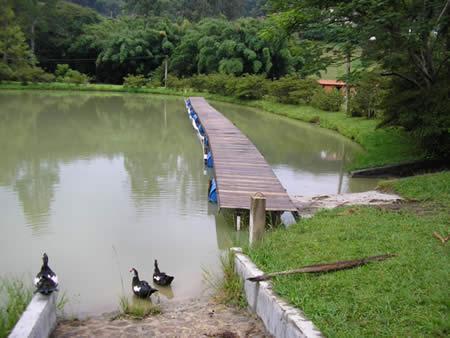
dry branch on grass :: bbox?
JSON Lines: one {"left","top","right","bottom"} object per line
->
{"left": 247, "top": 254, "right": 397, "bottom": 282}
{"left": 433, "top": 231, "right": 449, "bottom": 244}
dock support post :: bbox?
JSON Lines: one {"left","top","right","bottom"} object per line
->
{"left": 249, "top": 193, "right": 266, "bottom": 244}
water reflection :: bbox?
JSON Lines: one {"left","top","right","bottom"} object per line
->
{"left": 0, "top": 92, "right": 206, "bottom": 229}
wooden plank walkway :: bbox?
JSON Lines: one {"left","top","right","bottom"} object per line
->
{"left": 189, "top": 97, "right": 297, "bottom": 212}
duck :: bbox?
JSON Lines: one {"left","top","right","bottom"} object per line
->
{"left": 153, "top": 260, "right": 174, "bottom": 286}
{"left": 34, "top": 253, "right": 58, "bottom": 295}
{"left": 130, "top": 268, "right": 158, "bottom": 298}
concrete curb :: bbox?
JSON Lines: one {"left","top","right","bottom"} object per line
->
{"left": 9, "top": 292, "right": 57, "bottom": 338}
{"left": 231, "top": 248, "right": 323, "bottom": 338}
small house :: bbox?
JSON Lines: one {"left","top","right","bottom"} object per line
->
{"left": 317, "top": 79, "right": 347, "bottom": 94}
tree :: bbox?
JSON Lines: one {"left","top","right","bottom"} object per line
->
{"left": 13, "top": 0, "right": 58, "bottom": 55}
{"left": 35, "top": 1, "right": 101, "bottom": 74}
{"left": 0, "top": 5, "right": 34, "bottom": 80}
{"left": 73, "top": 16, "right": 182, "bottom": 83}
{"left": 267, "top": 0, "right": 450, "bottom": 157}
{"left": 170, "top": 17, "right": 295, "bottom": 78}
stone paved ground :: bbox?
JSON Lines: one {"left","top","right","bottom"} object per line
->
{"left": 52, "top": 298, "right": 270, "bottom": 337}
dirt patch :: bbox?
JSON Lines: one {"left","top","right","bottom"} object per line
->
{"left": 52, "top": 298, "right": 270, "bottom": 337}
{"left": 374, "top": 200, "right": 437, "bottom": 216}
{"left": 293, "top": 190, "right": 403, "bottom": 218}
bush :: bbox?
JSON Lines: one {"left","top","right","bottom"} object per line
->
{"left": 350, "top": 73, "right": 387, "bottom": 118}
{"left": 55, "top": 64, "right": 90, "bottom": 84}
{"left": 232, "top": 74, "right": 268, "bottom": 100}
{"left": 122, "top": 74, "right": 147, "bottom": 88}
{"left": 3, "top": 65, "right": 54, "bottom": 84}
{"left": 205, "top": 73, "right": 236, "bottom": 96}
{"left": 188, "top": 74, "right": 209, "bottom": 92}
{"left": 166, "top": 75, "right": 189, "bottom": 89}
{"left": 311, "top": 89, "right": 344, "bottom": 111}
{"left": 268, "top": 76, "right": 320, "bottom": 104}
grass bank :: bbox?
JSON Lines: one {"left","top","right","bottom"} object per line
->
{"left": 203, "top": 252, "right": 247, "bottom": 309}
{"left": 0, "top": 279, "right": 33, "bottom": 338}
{"left": 0, "top": 82, "right": 426, "bottom": 170}
{"left": 246, "top": 171, "right": 450, "bottom": 337}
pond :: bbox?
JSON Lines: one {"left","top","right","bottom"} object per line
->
{"left": 0, "top": 91, "right": 377, "bottom": 316}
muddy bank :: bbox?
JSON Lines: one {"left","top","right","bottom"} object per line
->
{"left": 292, "top": 191, "right": 402, "bottom": 218}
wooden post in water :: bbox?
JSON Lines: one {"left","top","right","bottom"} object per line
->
{"left": 249, "top": 193, "right": 266, "bottom": 244}
{"left": 164, "top": 55, "right": 168, "bottom": 88}
{"left": 236, "top": 214, "right": 241, "bottom": 231}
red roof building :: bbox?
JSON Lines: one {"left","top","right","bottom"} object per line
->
{"left": 317, "top": 79, "right": 347, "bottom": 93}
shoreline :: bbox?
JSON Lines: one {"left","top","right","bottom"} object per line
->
{"left": 0, "top": 82, "right": 427, "bottom": 171}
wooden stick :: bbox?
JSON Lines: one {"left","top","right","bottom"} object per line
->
{"left": 247, "top": 254, "right": 397, "bottom": 282}
{"left": 433, "top": 231, "right": 449, "bottom": 244}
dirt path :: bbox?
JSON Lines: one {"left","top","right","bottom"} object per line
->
{"left": 292, "top": 190, "right": 402, "bottom": 218}
{"left": 52, "top": 298, "right": 269, "bottom": 337}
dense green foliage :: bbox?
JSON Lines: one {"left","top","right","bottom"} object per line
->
{"left": 267, "top": 75, "right": 319, "bottom": 104}
{"left": 72, "top": 16, "right": 181, "bottom": 83}
{"left": 0, "top": 7, "right": 37, "bottom": 82}
{"left": 170, "top": 18, "right": 296, "bottom": 79}
{"left": 310, "top": 89, "right": 343, "bottom": 112}
{"left": 349, "top": 72, "right": 387, "bottom": 118}
{"left": 35, "top": 1, "right": 101, "bottom": 74}
{"left": 123, "top": 74, "right": 147, "bottom": 88}
{"left": 267, "top": 0, "right": 450, "bottom": 157}
{"left": 3, "top": 0, "right": 324, "bottom": 84}
{"left": 247, "top": 171, "right": 450, "bottom": 337}
{"left": 55, "top": 64, "right": 90, "bottom": 84}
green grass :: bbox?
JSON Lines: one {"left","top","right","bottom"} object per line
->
{"left": 0, "top": 279, "right": 33, "bottom": 338}
{"left": 246, "top": 171, "right": 450, "bottom": 337}
{"left": 203, "top": 252, "right": 247, "bottom": 308}
{"left": 0, "top": 81, "right": 426, "bottom": 170}
{"left": 379, "top": 171, "right": 450, "bottom": 204}
{"left": 118, "top": 295, "right": 161, "bottom": 319}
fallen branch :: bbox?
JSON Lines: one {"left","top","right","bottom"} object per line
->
{"left": 247, "top": 254, "right": 397, "bottom": 282}
{"left": 433, "top": 231, "right": 449, "bottom": 244}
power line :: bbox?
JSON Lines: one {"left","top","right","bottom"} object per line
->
{"left": 5, "top": 55, "right": 159, "bottom": 64}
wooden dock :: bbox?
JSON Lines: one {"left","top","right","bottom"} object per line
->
{"left": 189, "top": 97, "right": 297, "bottom": 212}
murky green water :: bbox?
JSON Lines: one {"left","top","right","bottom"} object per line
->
{"left": 0, "top": 91, "right": 377, "bottom": 316}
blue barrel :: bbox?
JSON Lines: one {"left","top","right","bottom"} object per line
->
{"left": 208, "top": 178, "right": 217, "bottom": 203}
{"left": 198, "top": 124, "right": 205, "bottom": 136}
{"left": 206, "top": 151, "right": 213, "bottom": 168}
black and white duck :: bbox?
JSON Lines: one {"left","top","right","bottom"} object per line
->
{"left": 34, "top": 253, "right": 58, "bottom": 295}
{"left": 153, "top": 260, "right": 174, "bottom": 286}
{"left": 130, "top": 268, "right": 158, "bottom": 299}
